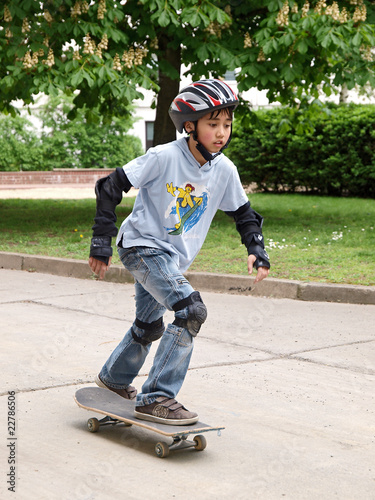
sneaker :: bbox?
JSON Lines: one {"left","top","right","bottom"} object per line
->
{"left": 95, "top": 374, "right": 137, "bottom": 400}
{"left": 134, "top": 397, "right": 199, "bottom": 425}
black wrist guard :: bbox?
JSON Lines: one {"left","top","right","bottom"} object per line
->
{"left": 247, "top": 241, "right": 270, "bottom": 269}
{"left": 90, "top": 236, "right": 113, "bottom": 265}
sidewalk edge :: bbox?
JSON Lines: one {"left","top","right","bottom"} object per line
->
{"left": 1, "top": 251, "right": 374, "bottom": 305}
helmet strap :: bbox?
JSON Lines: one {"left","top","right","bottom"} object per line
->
{"left": 191, "top": 121, "right": 221, "bottom": 164}
{"left": 191, "top": 121, "right": 233, "bottom": 163}
{"left": 195, "top": 142, "right": 221, "bottom": 163}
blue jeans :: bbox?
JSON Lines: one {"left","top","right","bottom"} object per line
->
{"left": 99, "top": 246, "right": 196, "bottom": 407}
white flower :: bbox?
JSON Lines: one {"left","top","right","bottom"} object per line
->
{"left": 331, "top": 231, "right": 343, "bottom": 241}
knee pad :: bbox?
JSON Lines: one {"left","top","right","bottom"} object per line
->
{"left": 131, "top": 317, "right": 165, "bottom": 346}
{"left": 172, "top": 291, "right": 207, "bottom": 337}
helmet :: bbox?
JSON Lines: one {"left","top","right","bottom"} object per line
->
{"left": 169, "top": 79, "right": 239, "bottom": 133}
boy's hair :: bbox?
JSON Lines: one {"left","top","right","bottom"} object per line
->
{"left": 208, "top": 106, "right": 234, "bottom": 121}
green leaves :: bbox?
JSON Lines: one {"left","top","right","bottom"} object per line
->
{"left": 0, "top": 93, "right": 143, "bottom": 171}
{"left": 155, "top": 9, "right": 173, "bottom": 28}
{"left": 228, "top": 103, "right": 375, "bottom": 198}
{"left": 0, "top": 0, "right": 374, "bottom": 130}
{"left": 352, "top": 30, "right": 362, "bottom": 47}
{"left": 296, "top": 38, "right": 309, "bottom": 54}
{"left": 71, "top": 70, "right": 84, "bottom": 88}
{"left": 181, "top": 7, "right": 203, "bottom": 27}
{"left": 282, "top": 64, "right": 298, "bottom": 83}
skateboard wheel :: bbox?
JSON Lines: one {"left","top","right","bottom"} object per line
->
{"left": 87, "top": 417, "right": 100, "bottom": 433}
{"left": 155, "top": 441, "right": 170, "bottom": 458}
{"left": 193, "top": 435, "right": 207, "bottom": 451}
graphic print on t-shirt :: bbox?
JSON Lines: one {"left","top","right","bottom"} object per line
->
{"left": 165, "top": 181, "right": 208, "bottom": 235}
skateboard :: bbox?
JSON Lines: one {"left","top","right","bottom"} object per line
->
{"left": 74, "top": 387, "right": 224, "bottom": 458}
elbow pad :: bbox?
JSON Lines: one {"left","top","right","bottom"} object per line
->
{"left": 225, "top": 201, "right": 264, "bottom": 247}
{"left": 92, "top": 168, "right": 133, "bottom": 237}
{"left": 225, "top": 201, "right": 264, "bottom": 235}
{"left": 95, "top": 167, "right": 132, "bottom": 211}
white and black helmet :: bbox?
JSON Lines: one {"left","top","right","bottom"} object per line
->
{"left": 169, "top": 79, "right": 239, "bottom": 133}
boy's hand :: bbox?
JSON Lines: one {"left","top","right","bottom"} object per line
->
{"left": 247, "top": 254, "right": 269, "bottom": 283}
{"left": 89, "top": 256, "right": 112, "bottom": 280}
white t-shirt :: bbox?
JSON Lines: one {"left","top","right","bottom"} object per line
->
{"left": 117, "top": 138, "right": 248, "bottom": 272}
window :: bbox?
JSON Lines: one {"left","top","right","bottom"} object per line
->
{"left": 145, "top": 121, "right": 154, "bottom": 150}
{"left": 224, "top": 71, "right": 236, "bottom": 82}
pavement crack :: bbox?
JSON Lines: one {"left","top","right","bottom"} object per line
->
{"left": 288, "top": 338, "right": 374, "bottom": 356}
{"left": 199, "top": 335, "right": 283, "bottom": 358}
{"left": 14, "top": 299, "right": 133, "bottom": 323}
{"left": 188, "top": 351, "right": 375, "bottom": 377}
{"left": 0, "top": 380, "right": 95, "bottom": 396}
{"left": 287, "top": 355, "right": 375, "bottom": 375}
{"left": 189, "top": 357, "right": 283, "bottom": 372}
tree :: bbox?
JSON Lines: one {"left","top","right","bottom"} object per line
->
{"left": 38, "top": 94, "right": 144, "bottom": 170}
{"left": 0, "top": 94, "right": 143, "bottom": 171}
{"left": 0, "top": 114, "right": 44, "bottom": 170}
{"left": 1, "top": 1, "right": 375, "bottom": 144}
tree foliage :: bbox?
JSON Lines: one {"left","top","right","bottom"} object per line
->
{"left": 1, "top": 1, "right": 375, "bottom": 141}
{"left": 0, "top": 115, "right": 44, "bottom": 171}
{"left": 0, "top": 94, "right": 143, "bottom": 171}
{"left": 39, "top": 94, "right": 143, "bottom": 170}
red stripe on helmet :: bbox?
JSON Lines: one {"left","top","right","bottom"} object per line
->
{"left": 208, "top": 95, "right": 221, "bottom": 106}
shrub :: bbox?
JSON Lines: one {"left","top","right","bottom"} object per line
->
{"left": 0, "top": 115, "right": 45, "bottom": 171}
{"left": 228, "top": 104, "right": 375, "bottom": 198}
{"left": 39, "top": 94, "right": 144, "bottom": 170}
{"left": 40, "top": 119, "right": 144, "bottom": 170}
{"left": 0, "top": 94, "right": 144, "bottom": 171}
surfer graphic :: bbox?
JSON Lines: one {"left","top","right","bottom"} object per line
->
{"left": 166, "top": 182, "right": 203, "bottom": 235}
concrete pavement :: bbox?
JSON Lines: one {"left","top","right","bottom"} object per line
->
{"left": 1, "top": 268, "right": 374, "bottom": 499}
{"left": 1, "top": 184, "right": 375, "bottom": 497}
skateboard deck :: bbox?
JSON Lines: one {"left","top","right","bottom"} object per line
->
{"left": 74, "top": 387, "right": 224, "bottom": 458}
{"left": 168, "top": 201, "right": 200, "bottom": 235}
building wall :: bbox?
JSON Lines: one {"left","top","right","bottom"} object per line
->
{"left": 0, "top": 169, "right": 113, "bottom": 186}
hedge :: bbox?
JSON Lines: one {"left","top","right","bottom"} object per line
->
{"left": 228, "top": 104, "right": 375, "bottom": 198}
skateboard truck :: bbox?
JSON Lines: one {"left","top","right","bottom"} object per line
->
{"left": 86, "top": 415, "right": 223, "bottom": 458}
{"left": 87, "top": 415, "right": 132, "bottom": 433}
{"left": 156, "top": 433, "right": 206, "bottom": 458}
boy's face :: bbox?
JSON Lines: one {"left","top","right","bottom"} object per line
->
{"left": 185, "top": 109, "right": 232, "bottom": 156}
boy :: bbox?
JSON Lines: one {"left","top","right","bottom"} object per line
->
{"left": 89, "top": 79, "right": 270, "bottom": 425}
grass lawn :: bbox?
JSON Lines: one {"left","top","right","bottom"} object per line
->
{"left": 0, "top": 193, "right": 374, "bottom": 286}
